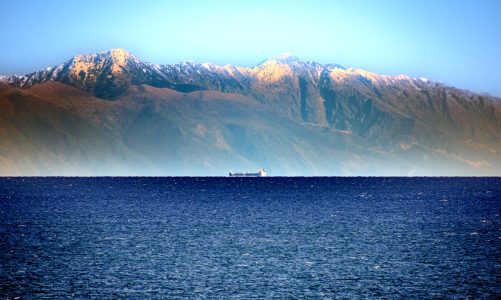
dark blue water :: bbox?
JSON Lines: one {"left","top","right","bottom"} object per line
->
{"left": 1, "top": 177, "right": 500, "bottom": 299}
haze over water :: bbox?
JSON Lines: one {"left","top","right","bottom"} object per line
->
{"left": 1, "top": 177, "right": 499, "bottom": 298}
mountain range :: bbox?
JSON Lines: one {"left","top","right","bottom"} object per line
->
{"left": 1, "top": 49, "right": 500, "bottom": 175}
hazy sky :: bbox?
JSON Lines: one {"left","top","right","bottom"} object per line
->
{"left": 1, "top": 0, "right": 500, "bottom": 96}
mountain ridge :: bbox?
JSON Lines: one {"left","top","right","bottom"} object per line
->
{"left": 1, "top": 49, "right": 500, "bottom": 175}
{"left": 2, "top": 49, "right": 446, "bottom": 97}
{"left": 1, "top": 49, "right": 489, "bottom": 101}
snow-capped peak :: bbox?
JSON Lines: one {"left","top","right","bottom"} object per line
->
{"left": 108, "top": 48, "right": 131, "bottom": 55}
{"left": 269, "top": 52, "right": 301, "bottom": 64}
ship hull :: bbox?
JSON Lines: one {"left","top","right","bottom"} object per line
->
{"left": 228, "top": 173, "right": 261, "bottom": 177}
{"left": 229, "top": 168, "right": 267, "bottom": 177}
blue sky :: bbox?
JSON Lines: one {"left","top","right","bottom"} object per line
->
{"left": 1, "top": 0, "right": 500, "bottom": 96}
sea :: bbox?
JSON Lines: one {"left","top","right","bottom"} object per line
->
{"left": 0, "top": 177, "right": 500, "bottom": 299}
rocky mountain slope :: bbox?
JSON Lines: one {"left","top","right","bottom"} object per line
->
{"left": 1, "top": 49, "right": 500, "bottom": 175}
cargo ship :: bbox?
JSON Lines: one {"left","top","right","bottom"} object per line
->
{"left": 229, "top": 168, "right": 268, "bottom": 177}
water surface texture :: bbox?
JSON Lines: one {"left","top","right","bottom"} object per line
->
{"left": 1, "top": 177, "right": 500, "bottom": 298}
